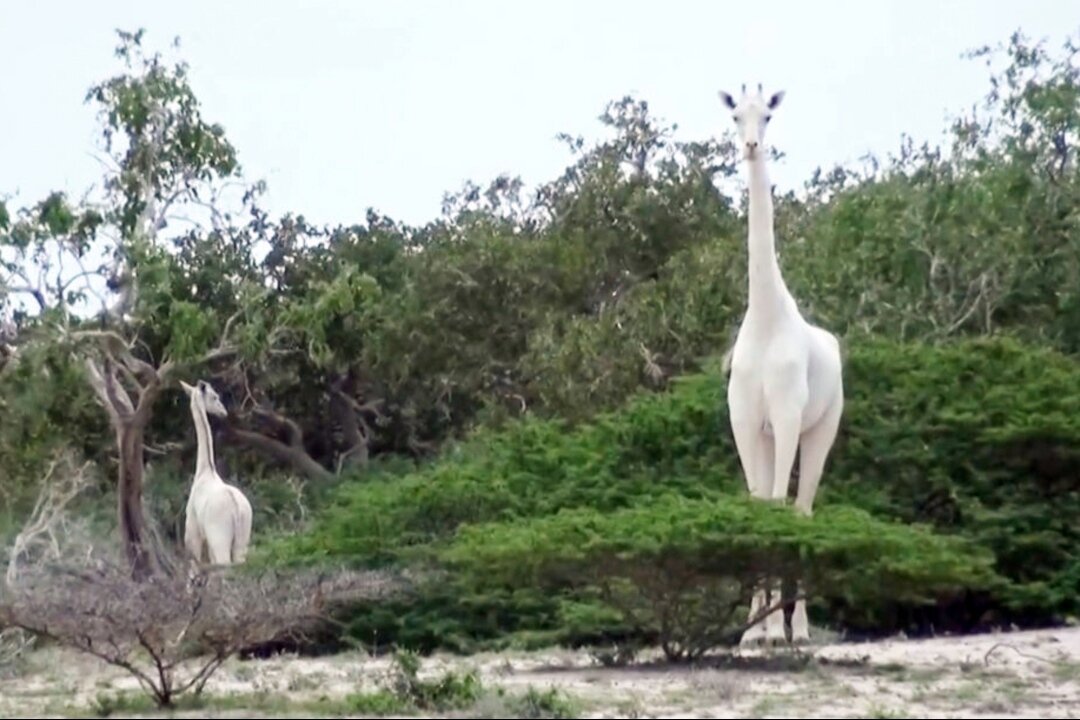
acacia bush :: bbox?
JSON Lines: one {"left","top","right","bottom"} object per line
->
{"left": 444, "top": 495, "right": 998, "bottom": 660}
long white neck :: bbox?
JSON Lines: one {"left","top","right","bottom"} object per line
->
{"left": 745, "top": 153, "right": 789, "bottom": 319}
{"left": 190, "top": 396, "right": 218, "bottom": 482}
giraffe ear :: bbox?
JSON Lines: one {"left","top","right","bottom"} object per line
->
{"left": 179, "top": 380, "right": 195, "bottom": 396}
{"left": 719, "top": 91, "right": 736, "bottom": 110}
{"left": 767, "top": 90, "right": 785, "bottom": 110}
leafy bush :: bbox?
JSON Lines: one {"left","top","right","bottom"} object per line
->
{"left": 386, "top": 649, "right": 483, "bottom": 711}
{"left": 831, "top": 336, "right": 1080, "bottom": 623}
{"left": 444, "top": 494, "right": 998, "bottom": 660}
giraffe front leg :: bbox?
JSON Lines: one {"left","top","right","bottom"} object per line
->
{"left": 768, "top": 408, "right": 802, "bottom": 504}
{"left": 791, "top": 594, "right": 810, "bottom": 644}
{"left": 184, "top": 508, "right": 205, "bottom": 563}
{"left": 764, "top": 580, "right": 787, "bottom": 645}
{"left": 728, "top": 399, "right": 766, "bottom": 497}
{"left": 763, "top": 359, "right": 808, "bottom": 505}
{"left": 739, "top": 586, "right": 767, "bottom": 647}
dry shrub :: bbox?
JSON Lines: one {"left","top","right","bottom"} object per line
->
{"left": 1, "top": 552, "right": 397, "bottom": 706}
{"left": 4, "top": 450, "right": 97, "bottom": 586}
{"left": 0, "top": 449, "right": 400, "bottom": 708}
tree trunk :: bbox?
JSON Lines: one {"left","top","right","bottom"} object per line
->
{"left": 117, "top": 424, "right": 153, "bottom": 581}
{"left": 330, "top": 386, "right": 370, "bottom": 472}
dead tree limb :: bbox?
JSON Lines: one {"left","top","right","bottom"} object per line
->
{"left": 223, "top": 404, "right": 333, "bottom": 481}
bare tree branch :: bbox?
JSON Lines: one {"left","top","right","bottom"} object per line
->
{"left": 4, "top": 452, "right": 94, "bottom": 586}
{"left": 85, "top": 358, "right": 123, "bottom": 425}
{"left": 224, "top": 423, "right": 333, "bottom": 482}
{"left": 102, "top": 356, "right": 136, "bottom": 422}
{"left": 1, "top": 284, "right": 47, "bottom": 311}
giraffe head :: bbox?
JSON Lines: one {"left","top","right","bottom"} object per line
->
{"left": 718, "top": 83, "right": 785, "bottom": 161}
{"left": 180, "top": 379, "right": 228, "bottom": 418}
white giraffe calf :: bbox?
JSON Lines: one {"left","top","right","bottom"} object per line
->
{"left": 180, "top": 380, "right": 252, "bottom": 566}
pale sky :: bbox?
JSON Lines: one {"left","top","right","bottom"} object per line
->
{"left": 2, "top": 1, "right": 1077, "bottom": 229}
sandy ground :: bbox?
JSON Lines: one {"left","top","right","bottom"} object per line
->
{"left": 1, "top": 626, "right": 1079, "bottom": 718}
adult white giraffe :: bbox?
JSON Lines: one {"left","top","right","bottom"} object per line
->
{"left": 719, "top": 84, "right": 844, "bottom": 646}
{"left": 180, "top": 379, "right": 253, "bottom": 566}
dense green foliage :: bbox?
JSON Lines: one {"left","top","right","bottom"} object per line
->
{"left": 260, "top": 336, "right": 1080, "bottom": 651}
{"left": 3, "top": 28, "right": 1080, "bottom": 658}
{"left": 264, "top": 366, "right": 736, "bottom": 567}
{"left": 829, "top": 337, "right": 1080, "bottom": 620}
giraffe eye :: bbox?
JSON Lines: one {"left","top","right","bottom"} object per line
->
{"left": 765, "top": 114, "right": 772, "bottom": 123}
